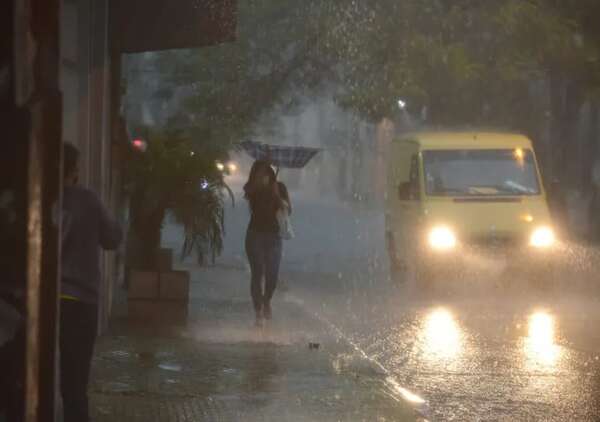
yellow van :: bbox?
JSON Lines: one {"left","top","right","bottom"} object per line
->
{"left": 385, "top": 131, "right": 556, "bottom": 286}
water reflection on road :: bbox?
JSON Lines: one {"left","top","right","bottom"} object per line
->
{"left": 211, "top": 192, "right": 600, "bottom": 420}
{"left": 416, "top": 307, "right": 564, "bottom": 372}
{"left": 420, "top": 308, "right": 463, "bottom": 363}
{"left": 524, "top": 311, "right": 561, "bottom": 369}
{"left": 300, "top": 281, "right": 600, "bottom": 421}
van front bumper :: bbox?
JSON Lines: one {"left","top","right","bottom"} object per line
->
{"left": 417, "top": 242, "right": 560, "bottom": 280}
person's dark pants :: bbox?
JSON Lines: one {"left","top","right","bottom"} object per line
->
{"left": 0, "top": 327, "right": 24, "bottom": 422}
{"left": 245, "top": 230, "right": 283, "bottom": 313}
{"left": 60, "top": 299, "right": 98, "bottom": 422}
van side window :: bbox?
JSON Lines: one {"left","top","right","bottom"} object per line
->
{"left": 409, "top": 155, "right": 420, "bottom": 199}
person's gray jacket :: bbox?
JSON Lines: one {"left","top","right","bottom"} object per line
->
{"left": 61, "top": 186, "right": 122, "bottom": 304}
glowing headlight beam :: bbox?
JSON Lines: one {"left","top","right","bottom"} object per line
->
{"left": 530, "top": 226, "right": 555, "bottom": 248}
{"left": 428, "top": 226, "right": 457, "bottom": 250}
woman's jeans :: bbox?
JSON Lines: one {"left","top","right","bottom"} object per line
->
{"left": 245, "top": 230, "right": 283, "bottom": 312}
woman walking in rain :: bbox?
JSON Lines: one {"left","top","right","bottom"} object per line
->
{"left": 244, "top": 160, "right": 291, "bottom": 326}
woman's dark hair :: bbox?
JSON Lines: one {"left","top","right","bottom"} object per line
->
{"left": 243, "top": 160, "right": 276, "bottom": 199}
{"left": 63, "top": 142, "right": 80, "bottom": 180}
{"left": 243, "top": 160, "right": 291, "bottom": 212}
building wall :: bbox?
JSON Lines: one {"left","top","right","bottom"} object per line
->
{"left": 60, "top": 0, "right": 116, "bottom": 329}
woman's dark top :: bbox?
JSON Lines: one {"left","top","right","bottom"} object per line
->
{"left": 247, "top": 182, "right": 289, "bottom": 234}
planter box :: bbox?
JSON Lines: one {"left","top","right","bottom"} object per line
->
{"left": 127, "top": 260, "right": 190, "bottom": 325}
{"left": 128, "top": 299, "right": 188, "bottom": 325}
{"left": 128, "top": 271, "right": 159, "bottom": 299}
{"left": 158, "top": 248, "right": 173, "bottom": 272}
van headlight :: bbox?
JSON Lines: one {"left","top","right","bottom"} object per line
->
{"left": 530, "top": 226, "right": 555, "bottom": 248}
{"left": 428, "top": 226, "right": 457, "bottom": 250}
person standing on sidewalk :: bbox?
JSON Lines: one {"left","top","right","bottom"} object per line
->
{"left": 244, "top": 160, "right": 291, "bottom": 326}
{"left": 60, "top": 143, "right": 123, "bottom": 422}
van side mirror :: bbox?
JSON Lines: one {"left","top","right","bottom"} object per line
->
{"left": 398, "top": 182, "right": 412, "bottom": 200}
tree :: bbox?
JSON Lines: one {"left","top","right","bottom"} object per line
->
{"left": 126, "top": 1, "right": 600, "bottom": 228}
{"left": 123, "top": 129, "right": 232, "bottom": 270}
{"left": 323, "top": 1, "right": 600, "bottom": 188}
{"left": 147, "top": 0, "right": 335, "bottom": 148}
{"left": 495, "top": 0, "right": 600, "bottom": 186}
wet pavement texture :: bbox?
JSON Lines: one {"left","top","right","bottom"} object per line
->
{"left": 90, "top": 267, "right": 419, "bottom": 422}
{"left": 106, "top": 194, "right": 600, "bottom": 421}
{"left": 292, "top": 271, "right": 600, "bottom": 422}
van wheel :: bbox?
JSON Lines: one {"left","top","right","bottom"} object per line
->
{"left": 386, "top": 232, "right": 407, "bottom": 284}
{"left": 390, "top": 260, "right": 408, "bottom": 284}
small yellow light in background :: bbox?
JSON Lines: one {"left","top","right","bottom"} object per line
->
{"left": 228, "top": 162, "right": 238, "bottom": 173}
{"left": 521, "top": 214, "right": 534, "bottom": 223}
{"left": 514, "top": 148, "right": 524, "bottom": 160}
{"left": 216, "top": 162, "right": 225, "bottom": 171}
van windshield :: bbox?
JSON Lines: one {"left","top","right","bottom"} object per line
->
{"left": 423, "top": 149, "right": 541, "bottom": 196}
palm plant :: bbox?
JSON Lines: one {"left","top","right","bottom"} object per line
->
{"left": 123, "top": 129, "right": 232, "bottom": 271}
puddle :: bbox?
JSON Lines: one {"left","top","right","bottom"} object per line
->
{"left": 158, "top": 362, "right": 183, "bottom": 372}
{"left": 108, "top": 350, "right": 132, "bottom": 359}
{"left": 102, "top": 381, "right": 137, "bottom": 394}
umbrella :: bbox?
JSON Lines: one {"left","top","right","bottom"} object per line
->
{"left": 240, "top": 141, "right": 321, "bottom": 169}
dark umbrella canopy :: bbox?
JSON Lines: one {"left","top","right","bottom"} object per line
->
{"left": 240, "top": 141, "right": 321, "bottom": 169}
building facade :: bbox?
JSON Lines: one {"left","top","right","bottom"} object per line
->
{"left": 3, "top": 1, "right": 236, "bottom": 420}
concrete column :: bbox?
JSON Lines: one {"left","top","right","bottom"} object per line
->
{"left": 15, "top": 0, "right": 63, "bottom": 420}
{"left": 88, "top": 0, "right": 114, "bottom": 331}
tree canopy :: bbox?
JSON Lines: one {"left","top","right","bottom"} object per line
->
{"left": 142, "top": 0, "right": 600, "bottom": 186}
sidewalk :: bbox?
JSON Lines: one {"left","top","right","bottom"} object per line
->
{"left": 90, "top": 266, "right": 421, "bottom": 422}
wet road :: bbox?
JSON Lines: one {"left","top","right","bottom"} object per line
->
{"left": 293, "top": 276, "right": 600, "bottom": 421}
{"left": 167, "top": 186, "right": 600, "bottom": 421}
